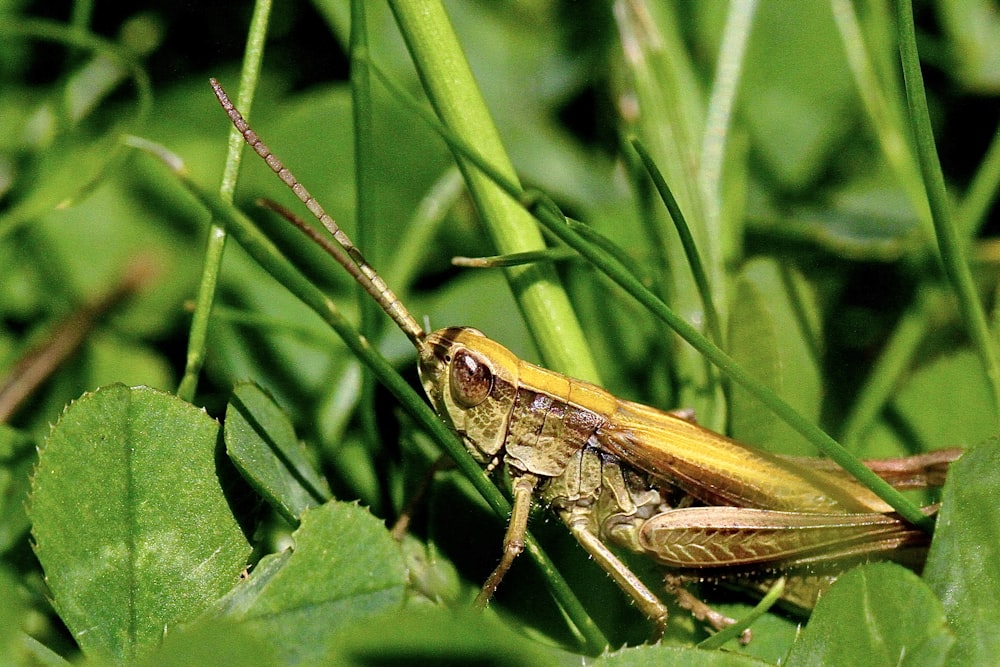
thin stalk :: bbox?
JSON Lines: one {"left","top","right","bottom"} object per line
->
{"left": 632, "top": 139, "right": 723, "bottom": 348}
{"left": 956, "top": 125, "right": 1000, "bottom": 240}
{"left": 386, "top": 0, "right": 600, "bottom": 385}
{"left": 350, "top": 0, "right": 376, "bottom": 305}
{"left": 349, "top": 0, "right": 383, "bottom": 481}
{"left": 896, "top": 0, "right": 1000, "bottom": 428}
{"left": 176, "top": 0, "right": 272, "bottom": 402}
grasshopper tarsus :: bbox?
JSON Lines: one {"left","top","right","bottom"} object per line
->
{"left": 666, "top": 575, "right": 751, "bottom": 644}
{"left": 473, "top": 538, "right": 522, "bottom": 608}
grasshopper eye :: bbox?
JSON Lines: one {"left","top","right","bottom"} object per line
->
{"left": 450, "top": 349, "right": 493, "bottom": 408}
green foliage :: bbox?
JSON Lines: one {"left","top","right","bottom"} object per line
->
{"left": 924, "top": 439, "right": 1000, "bottom": 666}
{"left": 785, "top": 563, "right": 953, "bottom": 667}
{"left": 211, "top": 501, "right": 408, "bottom": 665}
{"left": 225, "top": 381, "right": 332, "bottom": 524}
{"left": 29, "top": 385, "right": 252, "bottom": 663}
{"left": 728, "top": 258, "right": 823, "bottom": 456}
{"left": 1, "top": 0, "right": 999, "bottom": 664}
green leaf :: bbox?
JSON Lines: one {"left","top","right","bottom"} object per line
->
{"left": 728, "top": 258, "right": 822, "bottom": 455}
{"left": 17, "top": 634, "right": 72, "bottom": 667}
{"left": 138, "top": 618, "right": 279, "bottom": 667}
{"left": 891, "top": 350, "right": 995, "bottom": 449}
{"left": 324, "top": 605, "right": 571, "bottom": 666}
{"left": 740, "top": 1, "right": 858, "bottom": 190}
{"left": 0, "top": 564, "right": 29, "bottom": 666}
{"left": 595, "top": 643, "right": 770, "bottom": 667}
{"left": 923, "top": 439, "right": 1000, "bottom": 667}
{"left": 29, "top": 384, "right": 252, "bottom": 663}
{"left": 224, "top": 381, "right": 331, "bottom": 524}
{"left": 221, "top": 500, "right": 407, "bottom": 665}
{"left": 784, "top": 563, "right": 952, "bottom": 667}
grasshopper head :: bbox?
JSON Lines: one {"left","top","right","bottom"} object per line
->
{"left": 418, "top": 327, "right": 520, "bottom": 465}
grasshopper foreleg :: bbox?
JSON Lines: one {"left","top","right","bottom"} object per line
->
{"left": 475, "top": 473, "right": 538, "bottom": 607}
{"left": 390, "top": 455, "right": 454, "bottom": 541}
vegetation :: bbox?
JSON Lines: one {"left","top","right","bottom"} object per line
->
{"left": 1, "top": 1, "right": 998, "bottom": 664}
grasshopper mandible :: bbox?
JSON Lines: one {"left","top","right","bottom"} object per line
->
{"left": 210, "top": 79, "right": 958, "bottom": 641}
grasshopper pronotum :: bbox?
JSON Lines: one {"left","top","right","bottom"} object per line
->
{"left": 210, "top": 79, "right": 958, "bottom": 641}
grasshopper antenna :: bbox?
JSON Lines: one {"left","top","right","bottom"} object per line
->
{"left": 210, "top": 78, "right": 426, "bottom": 348}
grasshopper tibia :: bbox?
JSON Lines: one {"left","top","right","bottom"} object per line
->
{"left": 563, "top": 512, "right": 670, "bottom": 641}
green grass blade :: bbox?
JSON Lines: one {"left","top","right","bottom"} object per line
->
{"left": 631, "top": 139, "right": 723, "bottom": 348}
{"left": 386, "top": 0, "right": 600, "bottom": 385}
{"left": 348, "top": 0, "right": 383, "bottom": 459}
{"left": 176, "top": 0, "right": 272, "bottom": 402}
{"left": 896, "top": 0, "right": 1000, "bottom": 428}
{"left": 956, "top": 125, "right": 1000, "bottom": 239}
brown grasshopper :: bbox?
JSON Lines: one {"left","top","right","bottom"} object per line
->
{"left": 210, "top": 79, "right": 959, "bottom": 641}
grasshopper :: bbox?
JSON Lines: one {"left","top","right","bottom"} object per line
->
{"left": 210, "top": 79, "right": 958, "bottom": 641}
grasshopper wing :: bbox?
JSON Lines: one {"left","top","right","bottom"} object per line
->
{"left": 598, "top": 400, "right": 893, "bottom": 513}
{"left": 779, "top": 448, "right": 961, "bottom": 490}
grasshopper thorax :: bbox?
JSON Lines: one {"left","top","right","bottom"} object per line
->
{"left": 418, "top": 327, "right": 521, "bottom": 465}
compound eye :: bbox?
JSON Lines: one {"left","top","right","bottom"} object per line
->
{"left": 449, "top": 349, "right": 493, "bottom": 408}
